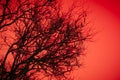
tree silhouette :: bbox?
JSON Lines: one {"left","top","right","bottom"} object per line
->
{"left": 0, "top": 0, "right": 91, "bottom": 80}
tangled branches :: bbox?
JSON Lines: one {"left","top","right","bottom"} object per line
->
{"left": 0, "top": 0, "right": 91, "bottom": 80}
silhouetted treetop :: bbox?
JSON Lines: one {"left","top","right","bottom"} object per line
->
{"left": 0, "top": 0, "right": 91, "bottom": 80}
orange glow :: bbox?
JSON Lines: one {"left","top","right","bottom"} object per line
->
{"left": 70, "top": 0, "right": 120, "bottom": 80}
{"left": 1, "top": 0, "right": 120, "bottom": 80}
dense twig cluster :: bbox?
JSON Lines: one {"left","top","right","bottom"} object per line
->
{"left": 0, "top": 0, "right": 90, "bottom": 80}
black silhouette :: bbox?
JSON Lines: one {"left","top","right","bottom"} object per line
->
{"left": 0, "top": 0, "right": 91, "bottom": 80}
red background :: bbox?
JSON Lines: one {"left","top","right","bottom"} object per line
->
{"left": 1, "top": 0, "right": 120, "bottom": 80}
{"left": 64, "top": 0, "right": 120, "bottom": 80}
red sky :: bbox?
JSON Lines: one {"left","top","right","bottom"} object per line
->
{"left": 66, "top": 0, "right": 120, "bottom": 80}
{"left": 1, "top": 0, "right": 120, "bottom": 80}
{"left": 92, "top": 0, "right": 120, "bottom": 18}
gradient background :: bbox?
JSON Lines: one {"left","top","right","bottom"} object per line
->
{"left": 64, "top": 0, "right": 120, "bottom": 80}
{"left": 1, "top": 0, "right": 120, "bottom": 80}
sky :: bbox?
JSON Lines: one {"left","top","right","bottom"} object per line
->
{"left": 0, "top": 0, "right": 120, "bottom": 80}
{"left": 69, "top": 0, "right": 120, "bottom": 80}
{"left": 9, "top": 0, "right": 120, "bottom": 80}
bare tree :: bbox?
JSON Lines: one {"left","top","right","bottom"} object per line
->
{"left": 0, "top": 0, "right": 91, "bottom": 80}
{"left": 0, "top": 0, "right": 33, "bottom": 30}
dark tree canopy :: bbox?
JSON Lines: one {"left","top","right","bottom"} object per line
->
{"left": 0, "top": 0, "right": 91, "bottom": 80}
